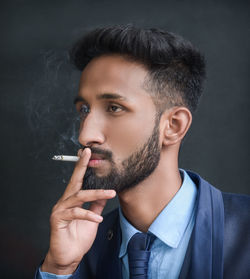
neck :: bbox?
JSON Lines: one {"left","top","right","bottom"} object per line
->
{"left": 118, "top": 148, "right": 182, "bottom": 233}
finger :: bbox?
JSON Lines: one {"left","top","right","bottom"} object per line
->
{"left": 62, "top": 148, "right": 91, "bottom": 200}
{"left": 60, "top": 190, "right": 116, "bottom": 209}
{"left": 70, "top": 148, "right": 91, "bottom": 186}
{"left": 59, "top": 207, "right": 103, "bottom": 223}
{"left": 89, "top": 199, "right": 108, "bottom": 215}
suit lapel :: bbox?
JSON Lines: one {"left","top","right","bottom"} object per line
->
{"left": 186, "top": 171, "right": 224, "bottom": 279}
{"left": 96, "top": 212, "right": 123, "bottom": 279}
{"left": 178, "top": 227, "right": 193, "bottom": 279}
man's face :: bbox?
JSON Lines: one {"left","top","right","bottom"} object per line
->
{"left": 74, "top": 55, "right": 162, "bottom": 193}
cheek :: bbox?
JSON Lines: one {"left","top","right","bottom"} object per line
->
{"left": 106, "top": 114, "right": 155, "bottom": 160}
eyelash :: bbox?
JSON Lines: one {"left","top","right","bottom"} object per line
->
{"left": 79, "top": 104, "right": 90, "bottom": 119}
{"left": 107, "top": 104, "right": 123, "bottom": 113}
{"left": 78, "top": 103, "right": 124, "bottom": 118}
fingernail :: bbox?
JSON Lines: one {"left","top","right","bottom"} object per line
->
{"left": 84, "top": 148, "right": 91, "bottom": 156}
{"left": 95, "top": 215, "right": 103, "bottom": 221}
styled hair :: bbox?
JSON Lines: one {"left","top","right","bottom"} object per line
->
{"left": 70, "top": 24, "right": 206, "bottom": 114}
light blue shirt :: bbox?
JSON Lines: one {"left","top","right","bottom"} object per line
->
{"left": 119, "top": 169, "right": 198, "bottom": 279}
{"left": 39, "top": 169, "right": 197, "bottom": 279}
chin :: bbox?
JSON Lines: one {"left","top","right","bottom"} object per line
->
{"left": 90, "top": 166, "right": 111, "bottom": 178}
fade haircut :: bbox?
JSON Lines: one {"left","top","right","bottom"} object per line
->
{"left": 70, "top": 24, "right": 206, "bottom": 115}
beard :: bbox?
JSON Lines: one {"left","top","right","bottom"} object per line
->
{"left": 82, "top": 116, "right": 161, "bottom": 193}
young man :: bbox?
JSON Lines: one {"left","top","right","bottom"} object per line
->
{"left": 35, "top": 25, "right": 250, "bottom": 279}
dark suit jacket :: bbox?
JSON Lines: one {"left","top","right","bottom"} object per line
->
{"left": 35, "top": 171, "right": 250, "bottom": 279}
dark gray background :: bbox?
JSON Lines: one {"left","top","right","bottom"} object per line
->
{"left": 0, "top": 0, "right": 249, "bottom": 278}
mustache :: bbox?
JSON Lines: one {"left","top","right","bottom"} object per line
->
{"left": 82, "top": 146, "right": 113, "bottom": 160}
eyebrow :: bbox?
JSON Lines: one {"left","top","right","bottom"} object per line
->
{"left": 73, "top": 93, "right": 128, "bottom": 104}
{"left": 73, "top": 96, "right": 85, "bottom": 104}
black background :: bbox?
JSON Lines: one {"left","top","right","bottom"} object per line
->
{"left": 0, "top": 0, "right": 249, "bottom": 278}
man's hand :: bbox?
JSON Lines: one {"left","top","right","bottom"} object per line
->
{"left": 41, "top": 148, "right": 116, "bottom": 275}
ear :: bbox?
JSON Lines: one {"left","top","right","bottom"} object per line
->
{"left": 160, "top": 107, "right": 192, "bottom": 146}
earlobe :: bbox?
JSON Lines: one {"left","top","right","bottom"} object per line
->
{"left": 162, "top": 107, "right": 192, "bottom": 146}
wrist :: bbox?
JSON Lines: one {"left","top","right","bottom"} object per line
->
{"left": 41, "top": 252, "right": 79, "bottom": 275}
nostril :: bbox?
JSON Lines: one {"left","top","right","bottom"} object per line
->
{"left": 78, "top": 123, "right": 105, "bottom": 146}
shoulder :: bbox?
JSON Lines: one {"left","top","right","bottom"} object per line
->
{"left": 222, "top": 191, "right": 250, "bottom": 214}
{"left": 186, "top": 169, "right": 250, "bottom": 229}
{"left": 221, "top": 193, "right": 250, "bottom": 276}
{"left": 187, "top": 170, "right": 250, "bottom": 275}
{"left": 186, "top": 169, "right": 250, "bottom": 213}
{"left": 221, "top": 191, "right": 250, "bottom": 229}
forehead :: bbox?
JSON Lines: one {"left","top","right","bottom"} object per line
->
{"left": 78, "top": 55, "right": 152, "bottom": 103}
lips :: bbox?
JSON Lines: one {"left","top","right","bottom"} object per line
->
{"left": 88, "top": 153, "right": 106, "bottom": 167}
{"left": 90, "top": 153, "right": 105, "bottom": 160}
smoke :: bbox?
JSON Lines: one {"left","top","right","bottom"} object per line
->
{"left": 26, "top": 49, "right": 81, "bottom": 161}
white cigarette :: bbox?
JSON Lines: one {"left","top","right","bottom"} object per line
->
{"left": 52, "top": 155, "right": 79, "bottom": 162}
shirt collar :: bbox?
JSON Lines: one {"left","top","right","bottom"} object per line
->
{"left": 118, "top": 169, "right": 197, "bottom": 258}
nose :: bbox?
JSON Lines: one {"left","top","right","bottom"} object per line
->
{"left": 78, "top": 112, "right": 105, "bottom": 147}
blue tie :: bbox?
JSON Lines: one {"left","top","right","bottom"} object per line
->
{"left": 127, "top": 232, "right": 155, "bottom": 279}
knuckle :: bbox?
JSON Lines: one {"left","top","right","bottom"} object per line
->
{"left": 75, "top": 190, "right": 83, "bottom": 199}
{"left": 50, "top": 211, "right": 58, "bottom": 224}
{"left": 51, "top": 203, "right": 59, "bottom": 213}
{"left": 96, "top": 190, "right": 105, "bottom": 198}
{"left": 85, "top": 210, "right": 92, "bottom": 219}
{"left": 80, "top": 160, "right": 88, "bottom": 168}
{"left": 70, "top": 207, "right": 79, "bottom": 217}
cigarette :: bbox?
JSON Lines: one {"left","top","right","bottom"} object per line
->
{"left": 52, "top": 155, "right": 79, "bottom": 162}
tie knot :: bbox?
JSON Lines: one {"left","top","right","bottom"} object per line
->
{"left": 128, "top": 232, "right": 155, "bottom": 251}
{"left": 127, "top": 233, "right": 155, "bottom": 279}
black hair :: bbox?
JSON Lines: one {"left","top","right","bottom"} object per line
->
{"left": 70, "top": 24, "right": 206, "bottom": 114}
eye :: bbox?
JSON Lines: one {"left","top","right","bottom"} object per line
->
{"left": 79, "top": 104, "right": 90, "bottom": 119}
{"left": 107, "top": 104, "right": 123, "bottom": 113}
